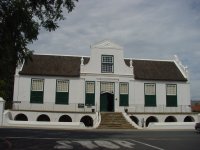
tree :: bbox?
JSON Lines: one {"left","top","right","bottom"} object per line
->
{"left": 0, "top": 0, "right": 78, "bottom": 106}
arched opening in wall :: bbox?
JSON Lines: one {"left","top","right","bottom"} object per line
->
{"left": 14, "top": 113, "right": 28, "bottom": 121}
{"left": 37, "top": 114, "right": 50, "bottom": 122}
{"left": 165, "top": 116, "right": 177, "bottom": 122}
{"left": 80, "top": 116, "right": 93, "bottom": 127}
{"left": 184, "top": 116, "right": 195, "bottom": 122}
{"left": 59, "top": 115, "right": 72, "bottom": 122}
{"left": 146, "top": 116, "right": 158, "bottom": 127}
{"left": 130, "top": 116, "right": 139, "bottom": 125}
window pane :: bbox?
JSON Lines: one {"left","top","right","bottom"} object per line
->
{"left": 101, "top": 55, "right": 114, "bottom": 73}
{"left": 101, "top": 82, "right": 114, "bottom": 93}
{"left": 167, "top": 85, "right": 176, "bottom": 95}
{"left": 32, "top": 79, "right": 44, "bottom": 91}
{"left": 102, "top": 56, "right": 113, "bottom": 63}
{"left": 57, "top": 80, "right": 69, "bottom": 92}
{"left": 86, "top": 82, "right": 95, "bottom": 93}
{"left": 120, "top": 83, "right": 128, "bottom": 94}
{"left": 145, "top": 84, "right": 155, "bottom": 95}
{"left": 102, "top": 63, "right": 113, "bottom": 73}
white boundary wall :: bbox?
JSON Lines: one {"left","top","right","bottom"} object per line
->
{"left": 127, "top": 113, "right": 199, "bottom": 128}
{"left": 0, "top": 97, "right": 5, "bottom": 126}
{"left": 3, "top": 111, "right": 85, "bottom": 129}
{"left": 2, "top": 110, "right": 100, "bottom": 129}
{"left": 147, "top": 122, "right": 196, "bottom": 130}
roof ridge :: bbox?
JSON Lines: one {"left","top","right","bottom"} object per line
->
{"left": 33, "top": 53, "right": 90, "bottom": 58}
{"left": 124, "top": 58, "right": 173, "bottom": 62}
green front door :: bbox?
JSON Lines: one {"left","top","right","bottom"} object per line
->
{"left": 100, "top": 92, "right": 114, "bottom": 112}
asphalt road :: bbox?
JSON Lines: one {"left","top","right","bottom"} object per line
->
{"left": 0, "top": 128, "right": 199, "bottom": 150}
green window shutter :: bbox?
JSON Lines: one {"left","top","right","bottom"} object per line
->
{"left": 166, "top": 95, "right": 177, "bottom": 107}
{"left": 85, "top": 81, "right": 95, "bottom": 106}
{"left": 55, "top": 80, "right": 69, "bottom": 105}
{"left": 30, "top": 79, "right": 44, "bottom": 103}
{"left": 145, "top": 95, "right": 156, "bottom": 106}
{"left": 85, "top": 93, "right": 95, "bottom": 106}
{"left": 120, "top": 94, "right": 129, "bottom": 106}
{"left": 144, "top": 83, "right": 156, "bottom": 107}
{"left": 56, "top": 92, "right": 69, "bottom": 104}
{"left": 30, "top": 91, "right": 43, "bottom": 103}
{"left": 166, "top": 84, "right": 177, "bottom": 107}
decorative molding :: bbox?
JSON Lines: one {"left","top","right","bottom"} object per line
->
{"left": 91, "top": 40, "right": 122, "bottom": 50}
{"left": 81, "top": 57, "right": 84, "bottom": 66}
{"left": 173, "top": 55, "right": 188, "bottom": 79}
{"left": 130, "top": 59, "right": 133, "bottom": 68}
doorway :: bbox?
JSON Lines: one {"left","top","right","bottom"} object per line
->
{"left": 100, "top": 92, "right": 114, "bottom": 112}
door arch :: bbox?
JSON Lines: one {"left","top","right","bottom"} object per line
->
{"left": 100, "top": 92, "right": 114, "bottom": 112}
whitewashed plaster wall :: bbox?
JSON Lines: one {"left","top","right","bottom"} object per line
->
{"left": 128, "top": 113, "right": 198, "bottom": 127}
{"left": 13, "top": 72, "right": 190, "bottom": 113}
{"left": 13, "top": 75, "right": 88, "bottom": 111}
{"left": 81, "top": 40, "right": 133, "bottom": 76}
{"left": 9, "top": 110, "right": 97, "bottom": 122}
{"left": 133, "top": 80, "right": 191, "bottom": 106}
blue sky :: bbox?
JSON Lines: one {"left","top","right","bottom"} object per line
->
{"left": 29, "top": 0, "right": 200, "bottom": 100}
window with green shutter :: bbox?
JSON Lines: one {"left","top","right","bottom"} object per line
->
{"left": 119, "top": 82, "right": 129, "bottom": 106}
{"left": 85, "top": 81, "right": 95, "bottom": 106}
{"left": 56, "top": 80, "right": 69, "bottom": 104}
{"left": 30, "top": 79, "right": 44, "bottom": 103}
{"left": 144, "top": 83, "right": 156, "bottom": 107}
{"left": 166, "top": 84, "right": 177, "bottom": 107}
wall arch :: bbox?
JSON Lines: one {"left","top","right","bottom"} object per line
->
{"left": 130, "top": 116, "right": 139, "bottom": 125}
{"left": 14, "top": 113, "right": 28, "bottom": 121}
{"left": 146, "top": 116, "right": 158, "bottom": 127}
{"left": 80, "top": 116, "right": 93, "bottom": 127}
{"left": 59, "top": 115, "right": 72, "bottom": 122}
{"left": 184, "top": 116, "right": 195, "bottom": 122}
{"left": 37, "top": 114, "right": 50, "bottom": 122}
{"left": 165, "top": 116, "right": 177, "bottom": 122}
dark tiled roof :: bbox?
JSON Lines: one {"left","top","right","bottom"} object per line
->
{"left": 19, "top": 55, "right": 89, "bottom": 77}
{"left": 125, "top": 59, "right": 187, "bottom": 81}
{"left": 20, "top": 54, "right": 187, "bottom": 81}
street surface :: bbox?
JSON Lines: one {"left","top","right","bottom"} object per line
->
{"left": 0, "top": 127, "right": 199, "bottom": 150}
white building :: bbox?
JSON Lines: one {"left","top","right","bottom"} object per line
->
{"left": 11, "top": 40, "right": 197, "bottom": 128}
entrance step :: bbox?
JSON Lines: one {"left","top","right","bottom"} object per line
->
{"left": 97, "top": 112, "right": 136, "bottom": 129}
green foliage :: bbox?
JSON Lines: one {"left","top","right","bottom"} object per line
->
{"left": 0, "top": 0, "right": 78, "bottom": 105}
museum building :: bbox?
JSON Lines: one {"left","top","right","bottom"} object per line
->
{"left": 11, "top": 40, "right": 196, "bottom": 128}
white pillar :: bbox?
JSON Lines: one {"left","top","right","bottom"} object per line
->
{"left": 0, "top": 97, "right": 5, "bottom": 126}
{"left": 95, "top": 81, "right": 100, "bottom": 112}
{"left": 115, "top": 82, "right": 119, "bottom": 112}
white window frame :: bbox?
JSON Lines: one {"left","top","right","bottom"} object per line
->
{"left": 101, "top": 82, "right": 114, "bottom": 93}
{"left": 31, "top": 79, "right": 44, "bottom": 91}
{"left": 101, "top": 55, "right": 114, "bottom": 73}
{"left": 119, "top": 83, "right": 129, "bottom": 94}
{"left": 86, "top": 81, "right": 95, "bottom": 94}
{"left": 56, "top": 80, "right": 69, "bottom": 92}
{"left": 166, "top": 84, "right": 177, "bottom": 96}
{"left": 145, "top": 83, "right": 156, "bottom": 95}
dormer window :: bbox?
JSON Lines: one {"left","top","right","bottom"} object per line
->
{"left": 101, "top": 55, "right": 114, "bottom": 73}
